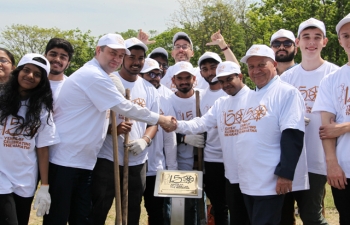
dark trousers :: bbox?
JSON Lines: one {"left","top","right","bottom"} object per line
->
{"left": 280, "top": 172, "right": 328, "bottom": 225}
{"left": 91, "top": 158, "right": 146, "bottom": 225}
{"left": 43, "top": 163, "right": 93, "bottom": 225}
{"left": 243, "top": 194, "right": 284, "bottom": 225}
{"left": 331, "top": 179, "right": 350, "bottom": 225}
{"left": 204, "top": 162, "right": 229, "bottom": 225}
{"left": 0, "top": 193, "right": 33, "bottom": 225}
{"left": 144, "top": 175, "right": 164, "bottom": 225}
{"left": 225, "top": 181, "right": 250, "bottom": 225}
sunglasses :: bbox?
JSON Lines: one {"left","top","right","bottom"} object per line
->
{"left": 148, "top": 72, "right": 163, "bottom": 79}
{"left": 271, "top": 40, "right": 294, "bottom": 48}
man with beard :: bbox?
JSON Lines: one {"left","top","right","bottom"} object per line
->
{"left": 44, "top": 38, "right": 74, "bottom": 103}
{"left": 280, "top": 18, "right": 339, "bottom": 225}
{"left": 91, "top": 37, "right": 160, "bottom": 225}
{"left": 270, "top": 29, "right": 298, "bottom": 75}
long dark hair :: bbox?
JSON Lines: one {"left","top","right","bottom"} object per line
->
{"left": 0, "top": 62, "right": 53, "bottom": 139}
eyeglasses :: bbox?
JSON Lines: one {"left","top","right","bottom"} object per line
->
{"left": 271, "top": 40, "right": 294, "bottom": 48}
{"left": 173, "top": 44, "right": 191, "bottom": 50}
{"left": 0, "top": 57, "right": 11, "bottom": 65}
{"left": 158, "top": 62, "right": 169, "bottom": 70}
{"left": 148, "top": 72, "right": 163, "bottom": 79}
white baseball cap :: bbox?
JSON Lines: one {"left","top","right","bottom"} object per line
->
{"left": 270, "top": 29, "right": 296, "bottom": 44}
{"left": 336, "top": 13, "right": 350, "bottom": 35}
{"left": 97, "top": 33, "right": 130, "bottom": 55}
{"left": 198, "top": 52, "right": 222, "bottom": 67}
{"left": 148, "top": 47, "right": 168, "bottom": 59}
{"left": 172, "top": 32, "right": 193, "bottom": 49}
{"left": 125, "top": 37, "right": 148, "bottom": 52}
{"left": 172, "top": 61, "right": 195, "bottom": 76}
{"left": 212, "top": 61, "right": 241, "bottom": 82}
{"left": 18, "top": 53, "right": 50, "bottom": 76}
{"left": 240, "top": 44, "right": 275, "bottom": 64}
{"left": 140, "top": 58, "right": 162, "bottom": 73}
{"left": 297, "top": 18, "right": 326, "bottom": 37}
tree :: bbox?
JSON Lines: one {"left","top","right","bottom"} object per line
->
{"left": 0, "top": 24, "right": 96, "bottom": 75}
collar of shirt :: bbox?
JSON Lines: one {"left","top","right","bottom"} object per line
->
{"left": 255, "top": 75, "right": 278, "bottom": 92}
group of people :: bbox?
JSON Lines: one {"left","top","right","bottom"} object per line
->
{"left": 0, "top": 12, "right": 350, "bottom": 225}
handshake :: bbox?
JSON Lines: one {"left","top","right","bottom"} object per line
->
{"left": 158, "top": 115, "right": 177, "bottom": 132}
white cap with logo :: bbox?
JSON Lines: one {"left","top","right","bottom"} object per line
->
{"left": 212, "top": 61, "right": 241, "bottom": 82}
{"left": 172, "top": 61, "right": 195, "bottom": 76}
{"left": 140, "top": 58, "right": 162, "bottom": 73}
{"left": 125, "top": 37, "right": 148, "bottom": 52}
{"left": 148, "top": 47, "right": 168, "bottom": 59}
{"left": 270, "top": 29, "right": 296, "bottom": 44}
{"left": 240, "top": 44, "right": 275, "bottom": 64}
{"left": 297, "top": 18, "right": 326, "bottom": 37}
{"left": 18, "top": 53, "right": 50, "bottom": 76}
{"left": 172, "top": 32, "right": 193, "bottom": 49}
{"left": 197, "top": 52, "right": 222, "bottom": 67}
{"left": 336, "top": 13, "right": 350, "bottom": 35}
{"left": 97, "top": 33, "right": 130, "bottom": 55}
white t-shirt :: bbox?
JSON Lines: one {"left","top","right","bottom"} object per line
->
{"left": 160, "top": 66, "right": 208, "bottom": 92}
{"left": 49, "top": 75, "right": 68, "bottom": 106}
{"left": 98, "top": 73, "right": 160, "bottom": 166}
{"left": 169, "top": 91, "right": 200, "bottom": 170}
{"left": 281, "top": 62, "right": 339, "bottom": 175}
{"left": 157, "top": 84, "right": 173, "bottom": 99}
{"left": 236, "top": 77, "right": 307, "bottom": 196}
{"left": 0, "top": 104, "right": 59, "bottom": 197}
{"left": 176, "top": 86, "right": 250, "bottom": 184}
{"left": 50, "top": 58, "right": 159, "bottom": 170}
{"left": 200, "top": 87, "right": 226, "bottom": 163}
{"left": 313, "top": 64, "right": 350, "bottom": 178}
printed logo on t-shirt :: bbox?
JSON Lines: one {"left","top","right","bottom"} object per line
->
{"left": 1, "top": 117, "right": 32, "bottom": 149}
{"left": 338, "top": 84, "right": 350, "bottom": 111}
{"left": 131, "top": 98, "right": 146, "bottom": 108}
{"left": 177, "top": 110, "right": 193, "bottom": 121}
{"left": 220, "top": 105, "right": 267, "bottom": 136}
{"left": 299, "top": 85, "right": 318, "bottom": 113}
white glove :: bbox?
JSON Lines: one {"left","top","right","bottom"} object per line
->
{"left": 126, "top": 138, "right": 148, "bottom": 156}
{"left": 184, "top": 134, "right": 205, "bottom": 148}
{"left": 33, "top": 185, "right": 51, "bottom": 217}
{"left": 304, "top": 117, "right": 310, "bottom": 126}
{"left": 109, "top": 73, "right": 125, "bottom": 95}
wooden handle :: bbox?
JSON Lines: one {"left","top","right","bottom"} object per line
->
{"left": 122, "top": 88, "right": 130, "bottom": 225}
{"left": 111, "top": 111, "right": 122, "bottom": 225}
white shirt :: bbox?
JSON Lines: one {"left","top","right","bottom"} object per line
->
{"left": 200, "top": 87, "right": 226, "bottom": 162}
{"left": 313, "top": 64, "right": 350, "bottom": 178}
{"left": 157, "top": 84, "right": 173, "bottom": 99}
{"left": 50, "top": 58, "right": 159, "bottom": 170}
{"left": 176, "top": 86, "right": 250, "bottom": 183}
{"left": 236, "top": 77, "right": 307, "bottom": 196}
{"left": 281, "top": 61, "right": 339, "bottom": 175}
{"left": 49, "top": 75, "right": 68, "bottom": 106}
{"left": 0, "top": 104, "right": 59, "bottom": 197}
{"left": 98, "top": 73, "right": 160, "bottom": 166}
{"left": 160, "top": 66, "right": 208, "bottom": 92}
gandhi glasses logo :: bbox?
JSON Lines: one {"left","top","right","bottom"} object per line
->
{"left": 304, "top": 19, "right": 316, "bottom": 25}
{"left": 217, "top": 65, "right": 226, "bottom": 73}
{"left": 147, "top": 60, "right": 158, "bottom": 67}
{"left": 115, "top": 36, "right": 125, "bottom": 45}
{"left": 249, "top": 47, "right": 260, "bottom": 54}
{"left": 179, "top": 63, "right": 191, "bottom": 70}
{"left": 130, "top": 37, "right": 141, "bottom": 44}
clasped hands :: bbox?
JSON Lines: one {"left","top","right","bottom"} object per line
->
{"left": 159, "top": 115, "right": 177, "bottom": 132}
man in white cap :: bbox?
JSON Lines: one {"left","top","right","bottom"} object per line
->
{"left": 43, "top": 34, "right": 176, "bottom": 225}
{"left": 168, "top": 61, "right": 250, "bottom": 225}
{"left": 270, "top": 29, "right": 298, "bottom": 75}
{"left": 280, "top": 18, "right": 339, "bottom": 225}
{"left": 196, "top": 30, "right": 240, "bottom": 225}
{"left": 168, "top": 61, "right": 205, "bottom": 224}
{"left": 91, "top": 37, "right": 161, "bottom": 225}
{"left": 313, "top": 13, "right": 350, "bottom": 224}
{"left": 238, "top": 44, "right": 307, "bottom": 225}
{"left": 148, "top": 47, "right": 169, "bottom": 77}
{"left": 139, "top": 58, "right": 177, "bottom": 225}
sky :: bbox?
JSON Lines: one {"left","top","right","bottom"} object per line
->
{"left": 1, "top": 0, "right": 181, "bottom": 37}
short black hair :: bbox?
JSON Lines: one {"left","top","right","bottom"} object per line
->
{"left": 128, "top": 46, "right": 146, "bottom": 57}
{"left": 149, "top": 53, "right": 168, "bottom": 63}
{"left": 199, "top": 58, "right": 220, "bottom": 68}
{"left": 45, "top": 38, "right": 74, "bottom": 61}
{"left": 0, "top": 48, "right": 15, "bottom": 65}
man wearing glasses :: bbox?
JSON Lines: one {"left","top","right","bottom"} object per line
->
{"left": 280, "top": 18, "right": 339, "bottom": 225}
{"left": 270, "top": 29, "right": 298, "bottom": 75}
{"left": 148, "top": 47, "right": 169, "bottom": 78}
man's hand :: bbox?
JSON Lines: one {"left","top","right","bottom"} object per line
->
{"left": 327, "top": 160, "right": 347, "bottom": 189}
{"left": 126, "top": 138, "right": 148, "bottom": 156}
{"left": 159, "top": 115, "right": 177, "bottom": 132}
{"left": 137, "top": 29, "right": 156, "bottom": 45}
{"left": 275, "top": 177, "right": 292, "bottom": 195}
{"left": 206, "top": 29, "right": 227, "bottom": 48}
{"left": 33, "top": 185, "right": 51, "bottom": 217}
{"left": 117, "top": 122, "right": 133, "bottom": 135}
{"left": 184, "top": 134, "right": 205, "bottom": 148}
{"left": 319, "top": 118, "right": 345, "bottom": 139}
